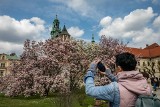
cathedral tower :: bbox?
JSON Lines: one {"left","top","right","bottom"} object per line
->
{"left": 50, "top": 15, "right": 61, "bottom": 39}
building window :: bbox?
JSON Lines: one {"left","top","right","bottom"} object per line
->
{"left": 1, "top": 63, "right": 5, "bottom": 67}
{"left": 138, "top": 62, "right": 140, "bottom": 66}
{"left": 2, "top": 56, "right": 5, "bottom": 60}
{"left": 0, "top": 70, "right": 3, "bottom": 77}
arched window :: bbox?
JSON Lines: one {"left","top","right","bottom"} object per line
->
{"left": 1, "top": 63, "right": 5, "bottom": 67}
{"left": 143, "top": 62, "right": 146, "bottom": 66}
{"left": 0, "top": 70, "right": 3, "bottom": 77}
{"left": 158, "top": 61, "right": 160, "bottom": 65}
{"left": 2, "top": 56, "right": 5, "bottom": 60}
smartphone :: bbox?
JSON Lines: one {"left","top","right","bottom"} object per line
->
{"left": 97, "top": 62, "right": 106, "bottom": 72}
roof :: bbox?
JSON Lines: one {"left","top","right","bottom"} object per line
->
{"left": 0, "top": 53, "right": 7, "bottom": 55}
{"left": 6, "top": 55, "right": 19, "bottom": 60}
{"left": 60, "top": 25, "right": 70, "bottom": 36}
{"left": 144, "top": 43, "right": 159, "bottom": 49}
{"left": 6, "top": 53, "right": 20, "bottom": 60}
{"left": 126, "top": 43, "right": 160, "bottom": 58}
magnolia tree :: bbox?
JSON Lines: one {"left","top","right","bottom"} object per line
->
{"left": 1, "top": 38, "right": 88, "bottom": 97}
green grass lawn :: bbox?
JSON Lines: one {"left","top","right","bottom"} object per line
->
{"left": 0, "top": 96, "right": 54, "bottom": 107}
{"left": 0, "top": 93, "right": 97, "bottom": 107}
{"left": 0, "top": 92, "right": 109, "bottom": 107}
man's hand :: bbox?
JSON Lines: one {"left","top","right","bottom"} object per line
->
{"left": 88, "top": 58, "right": 101, "bottom": 74}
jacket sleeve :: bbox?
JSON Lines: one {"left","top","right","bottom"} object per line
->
{"left": 84, "top": 71, "right": 115, "bottom": 102}
{"left": 105, "top": 69, "right": 118, "bottom": 82}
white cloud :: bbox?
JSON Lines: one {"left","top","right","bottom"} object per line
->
{"left": 153, "top": 15, "right": 160, "bottom": 29}
{"left": 123, "top": 7, "right": 156, "bottom": 31}
{"left": 66, "top": 0, "right": 93, "bottom": 16}
{"left": 49, "top": 0, "right": 99, "bottom": 18}
{"left": 152, "top": 0, "right": 158, "bottom": 4}
{"left": 100, "top": 16, "right": 112, "bottom": 27}
{"left": 0, "top": 15, "right": 46, "bottom": 43}
{"left": 0, "top": 15, "right": 47, "bottom": 55}
{"left": 30, "top": 17, "right": 45, "bottom": 25}
{"left": 140, "top": 0, "right": 159, "bottom": 4}
{"left": 0, "top": 42, "right": 23, "bottom": 55}
{"left": 130, "top": 28, "right": 159, "bottom": 47}
{"left": 99, "top": 7, "right": 160, "bottom": 48}
{"left": 68, "top": 26, "right": 84, "bottom": 38}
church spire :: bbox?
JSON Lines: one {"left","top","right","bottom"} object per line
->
{"left": 60, "top": 25, "right": 71, "bottom": 41}
{"left": 91, "top": 34, "right": 95, "bottom": 43}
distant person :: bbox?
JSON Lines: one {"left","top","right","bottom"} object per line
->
{"left": 84, "top": 52, "right": 152, "bottom": 107}
{"left": 150, "top": 76, "right": 154, "bottom": 86}
{"left": 156, "top": 77, "right": 159, "bottom": 88}
{"left": 153, "top": 77, "right": 159, "bottom": 91}
{"left": 159, "top": 77, "right": 160, "bottom": 88}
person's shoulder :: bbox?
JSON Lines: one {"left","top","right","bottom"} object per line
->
{"left": 109, "top": 82, "right": 119, "bottom": 89}
{"left": 103, "top": 82, "right": 117, "bottom": 88}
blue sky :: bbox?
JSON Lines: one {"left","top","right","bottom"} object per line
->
{"left": 0, "top": 0, "right": 160, "bottom": 55}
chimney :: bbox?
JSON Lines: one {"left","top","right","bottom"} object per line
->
{"left": 146, "top": 44, "right": 149, "bottom": 47}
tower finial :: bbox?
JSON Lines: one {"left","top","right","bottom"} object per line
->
{"left": 56, "top": 14, "right": 58, "bottom": 19}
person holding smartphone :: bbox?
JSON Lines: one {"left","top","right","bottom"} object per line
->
{"left": 84, "top": 52, "right": 152, "bottom": 107}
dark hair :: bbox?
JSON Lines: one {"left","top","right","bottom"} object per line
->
{"left": 115, "top": 52, "right": 137, "bottom": 71}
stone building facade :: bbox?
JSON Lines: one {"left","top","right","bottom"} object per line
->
{"left": 126, "top": 43, "right": 160, "bottom": 78}
{"left": 0, "top": 53, "right": 19, "bottom": 77}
